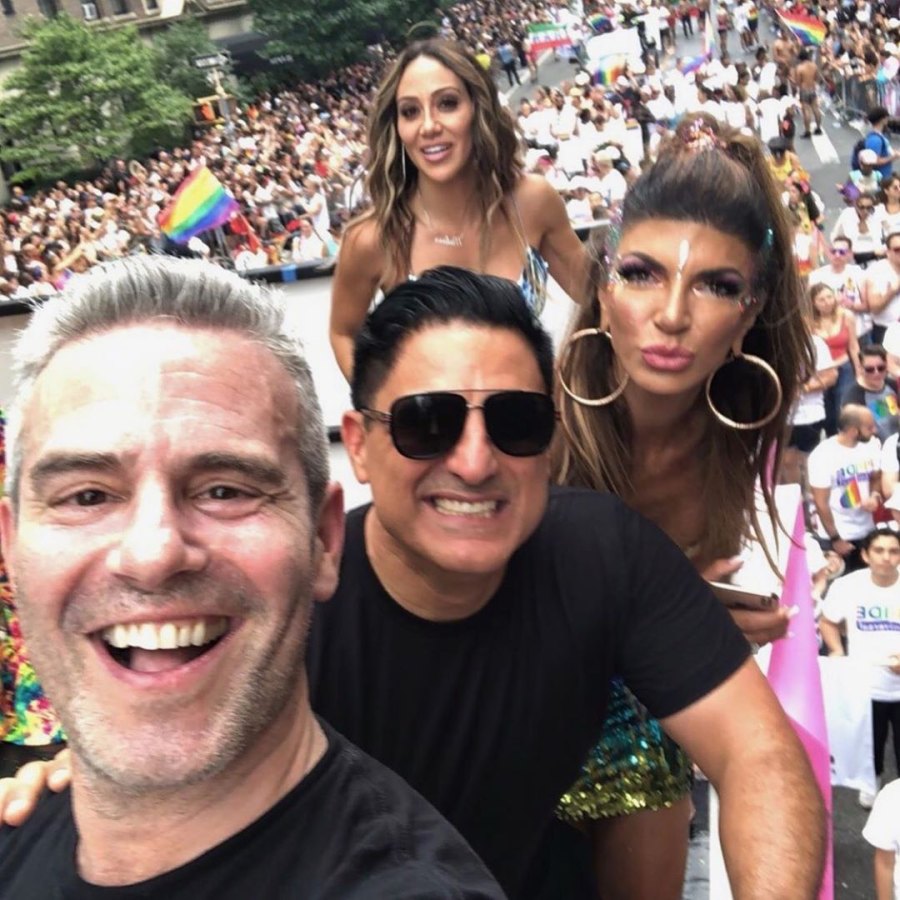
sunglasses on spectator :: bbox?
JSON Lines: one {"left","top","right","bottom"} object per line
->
{"left": 858, "top": 204, "right": 875, "bottom": 211}
{"left": 863, "top": 364, "right": 887, "bottom": 373}
{"left": 831, "top": 247, "right": 850, "bottom": 255}
{"left": 358, "top": 390, "right": 556, "bottom": 460}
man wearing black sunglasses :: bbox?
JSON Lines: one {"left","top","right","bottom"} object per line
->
{"left": 313, "top": 268, "right": 825, "bottom": 899}
{"left": 843, "top": 344, "right": 900, "bottom": 443}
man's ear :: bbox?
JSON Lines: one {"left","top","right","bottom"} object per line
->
{"left": 0, "top": 497, "right": 17, "bottom": 588}
{"left": 341, "top": 410, "right": 371, "bottom": 485}
{"left": 311, "top": 483, "right": 344, "bottom": 604}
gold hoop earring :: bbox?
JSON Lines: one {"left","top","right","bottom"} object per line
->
{"left": 705, "top": 352, "right": 783, "bottom": 430}
{"left": 557, "top": 327, "right": 629, "bottom": 407}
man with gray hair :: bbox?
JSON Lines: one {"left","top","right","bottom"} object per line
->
{"left": 0, "top": 256, "right": 502, "bottom": 897}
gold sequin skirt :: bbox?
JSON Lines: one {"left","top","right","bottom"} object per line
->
{"left": 556, "top": 677, "right": 693, "bottom": 822}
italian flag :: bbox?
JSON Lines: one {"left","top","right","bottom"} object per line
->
{"left": 527, "top": 22, "right": 572, "bottom": 53}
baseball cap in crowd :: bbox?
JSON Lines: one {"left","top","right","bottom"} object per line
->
{"left": 858, "top": 149, "right": 878, "bottom": 166}
{"left": 594, "top": 147, "right": 620, "bottom": 164}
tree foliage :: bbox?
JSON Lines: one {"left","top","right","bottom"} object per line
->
{"left": 152, "top": 17, "right": 234, "bottom": 101}
{"left": 0, "top": 15, "right": 192, "bottom": 183}
{"left": 249, "top": 0, "right": 443, "bottom": 79}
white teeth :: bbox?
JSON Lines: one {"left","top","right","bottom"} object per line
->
{"left": 191, "top": 621, "right": 206, "bottom": 647}
{"left": 137, "top": 623, "right": 159, "bottom": 650}
{"left": 107, "top": 624, "right": 130, "bottom": 649}
{"left": 158, "top": 623, "right": 177, "bottom": 650}
{"left": 433, "top": 498, "right": 499, "bottom": 517}
{"left": 100, "top": 617, "right": 228, "bottom": 651}
{"left": 423, "top": 145, "right": 449, "bottom": 155}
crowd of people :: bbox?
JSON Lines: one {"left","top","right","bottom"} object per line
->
{"left": 0, "top": 0, "right": 899, "bottom": 897}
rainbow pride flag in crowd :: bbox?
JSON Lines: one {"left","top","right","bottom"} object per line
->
{"left": 526, "top": 21, "right": 572, "bottom": 53}
{"left": 157, "top": 165, "right": 239, "bottom": 244}
{"left": 587, "top": 12, "right": 612, "bottom": 32}
{"left": 679, "top": 54, "right": 708, "bottom": 75}
{"left": 594, "top": 55, "right": 627, "bottom": 86}
{"left": 778, "top": 9, "right": 827, "bottom": 45}
{"left": 839, "top": 479, "right": 863, "bottom": 509}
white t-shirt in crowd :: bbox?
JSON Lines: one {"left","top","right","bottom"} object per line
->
{"left": 882, "top": 433, "right": 899, "bottom": 481}
{"left": 833, "top": 207, "right": 887, "bottom": 260}
{"left": 808, "top": 435, "right": 882, "bottom": 540}
{"left": 884, "top": 322, "right": 900, "bottom": 362}
{"left": 792, "top": 336, "right": 838, "bottom": 426}
{"left": 867, "top": 259, "right": 900, "bottom": 327}
{"left": 596, "top": 168, "right": 627, "bottom": 207}
{"left": 822, "top": 569, "right": 900, "bottom": 700}
{"left": 863, "top": 777, "right": 900, "bottom": 900}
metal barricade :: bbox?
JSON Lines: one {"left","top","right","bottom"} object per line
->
{"left": 832, "top": 72, "right": 878, "bottom": 124}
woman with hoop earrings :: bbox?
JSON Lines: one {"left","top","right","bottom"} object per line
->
{"left": 550, "top": 115, "right": 815, "bottom": 900}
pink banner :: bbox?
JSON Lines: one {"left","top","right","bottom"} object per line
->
{"left": 766, "top": 503, "right": 833, "bottom": 899}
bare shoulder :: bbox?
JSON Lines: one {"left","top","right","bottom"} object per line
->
{"left": 333, "top": 217, "right": 385, "bottom": 305}
{"left": 514, "top": 174, "right": 566, "bottom": 226}
{"left": 516, "top": 173, "right": 560, "bottom": 207}
{"left": 340, "top": 217, "right": 384, "bottom": 265}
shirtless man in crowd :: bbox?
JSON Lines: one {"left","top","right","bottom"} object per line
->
{"left": 793, "top": 48, "right": 823, "bottom": 138}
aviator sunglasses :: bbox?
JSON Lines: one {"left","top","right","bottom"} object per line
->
{"left": 358, "top": 390, "right": 557, "bottom": 460}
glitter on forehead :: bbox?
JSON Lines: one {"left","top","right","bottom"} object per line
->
{"left": 676, "top": 239, "right": 690, "bottom": 277}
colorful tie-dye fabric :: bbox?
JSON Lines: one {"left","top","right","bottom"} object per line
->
{"left": 0, "top": 410, "right": 64, "bottom": 746}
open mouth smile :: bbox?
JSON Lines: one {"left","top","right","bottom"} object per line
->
{"left": 97, "top": 616, "right": 230, "bottom": 674}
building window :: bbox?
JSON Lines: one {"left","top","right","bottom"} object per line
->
{"left": 109, "top": 0, "right": 128, "bottom": 13}
{"left": 37, "top": 0, "right": 58, "bottom": 15}
{"left": 143, "top": 0, "right": 158, "bottom": 10}
{"left": 0, "top": 0, "right": 15, "bottom": 16}
{"left": 81, "top": 0, "right": 99, "bottom": 18}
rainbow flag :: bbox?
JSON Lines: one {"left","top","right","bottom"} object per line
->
{"left": 157, "top": 166, "right": 239, "bottom": 244}
{"left": 778, "top": 10, "right": 827, "bottom": 46}
{"left": 594, "top": 55, "right": 627, "bottom": 86}
{"left": 526, "top": 22, "right": 572, "bottom": 54}
{"left": 679, "top": 54, "right": 708, "bottom": 74}
{"left": 839, "top": 479, "right": 862, "bottom": 509}
{"left": 587, "top": 12, "right": 612, "bottom": 32}
{"left": 747, "top": 3, "right": 759, "bottom": 20}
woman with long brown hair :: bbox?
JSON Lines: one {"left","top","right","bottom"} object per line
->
{"left": 328, "top": 38, "right": 590, "bottom": 379}
{"left": 552, "top": 114, "right": 814, "bottom": 899}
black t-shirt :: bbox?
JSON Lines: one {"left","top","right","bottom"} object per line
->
{"left": 307, "top": 487, "right": 749, "bottom": 897}
{"left": 0, "top": 721, "right": 503, "bottom": 899}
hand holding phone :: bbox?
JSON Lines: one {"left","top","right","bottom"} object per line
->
{"left": 710, "top": 581, "right": 779, "bottom": 611}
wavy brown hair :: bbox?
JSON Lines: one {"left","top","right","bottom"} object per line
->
{"left": 359, "top": 39, "right": 523, "bottom": 283}
{"left": 554, "top": 114, "right": 814, "bottom": 569}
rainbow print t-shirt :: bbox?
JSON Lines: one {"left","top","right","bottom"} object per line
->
{"left": 808, "top": 434, "right": 883, "bottom": 541}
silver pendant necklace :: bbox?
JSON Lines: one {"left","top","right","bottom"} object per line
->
{"left": 418, "top": 193, "right": 470, "bottom": 248}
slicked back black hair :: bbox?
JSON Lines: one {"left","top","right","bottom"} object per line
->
{"left": 350, "top": 266, "right": 554, "bottom": 410}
